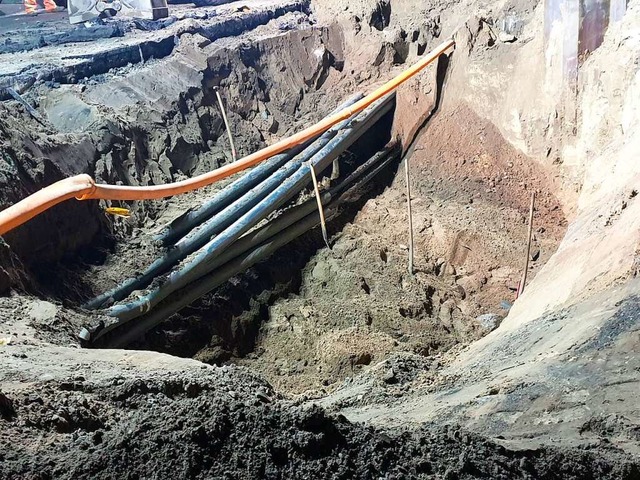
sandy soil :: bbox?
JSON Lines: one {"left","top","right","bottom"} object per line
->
{"left": 236, "top": 100, "right": 565, "bottom": 395}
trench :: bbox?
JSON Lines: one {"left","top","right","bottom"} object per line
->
{"left": 1, "top": 11, "right": 566, "bottom": 395}
{"left": 126, "top": 108, "right": 398, "bottom": 362}
{"left": 8, "top": 3, "right": 635, "bottom": 478}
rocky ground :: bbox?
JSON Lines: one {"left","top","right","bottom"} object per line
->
{"left": 0, "top": 0, "right": 639, "bottom": 477}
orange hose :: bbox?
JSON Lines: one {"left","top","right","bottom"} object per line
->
{"left": 0, "top": 175, "right": 95, "bottom": 235}
{"left": 0, "top": 39, "right": 454, "bottom": 236}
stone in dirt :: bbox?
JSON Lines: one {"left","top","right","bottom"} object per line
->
{"left": 475, "top": 313, "right": 501, "bottom": 331}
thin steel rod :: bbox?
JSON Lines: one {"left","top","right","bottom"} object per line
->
{"left": 7, "top": 88, "right": 48, "bottom": 127}
{"left": 517, "top": 191, "right": 536, "bottom": 297}
{"left": 405, "top": 156, "right": 414, "bottom": 275}
{"left": 309, "top": 163, "right": 330, "bottom": 249}
{"left": 214, "top": 86, "right": 237, "bottom": 162}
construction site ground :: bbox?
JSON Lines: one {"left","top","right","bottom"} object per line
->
{"left": 0, "top": 0, "right": 639, "bottom": 478}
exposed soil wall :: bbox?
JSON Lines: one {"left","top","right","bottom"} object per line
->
{"left": 0, "top": 18, "right": 346, "bottom": 295}
{"left": 316, "top": 0, "right": 640, "bottom": 462}
{"left": 232, "top": 97, "right": 565, "bottom": 394}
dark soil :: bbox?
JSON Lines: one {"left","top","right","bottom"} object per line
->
{"left": 1, "top": 370, "right": 638, "bottom": 480}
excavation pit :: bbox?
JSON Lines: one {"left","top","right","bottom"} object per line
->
{"left": 1, "top": 0, "right": 639, "bottom": 478}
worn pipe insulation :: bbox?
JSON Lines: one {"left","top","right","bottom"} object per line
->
{"left": 91, "top": 200, "right": 323, "bottom": 340}
{"left": 98, "top": 94, "right": 394, "bottom": 320}
{"left": 94, "top": 147, "right": 399, "bottom": 347}
{"left": 156, "top": 150, "right": 302, "bottom": 247}
{"left": 174, "top": 146, "right": 398, "bottom": 281}
{"left": 190, "top": 145, "right": 399, "bottom": 276}
{"left": 103, "top": 213, "right": 332, "bottom": 348}
{"left": 84, "top": 95, "right": 369, "bottom": 310}
{"left": 0, "top": 39, "right": 454, "bottom": 236}
{"left": 95, "top": 145, "right": 399, "bottom": 337}
{"left": 156, "top": 94, "right": 365, "bottom": 247}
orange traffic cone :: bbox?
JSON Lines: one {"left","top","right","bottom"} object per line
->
{"left": 24, "top": 0, "right": 37, "bottom": 14}
{"left": 24, "top": 0, "right": 58, "bottom": 13}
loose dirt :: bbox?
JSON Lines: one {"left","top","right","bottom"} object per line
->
{"left": 234, "top": 100, "right": 565, "bottom": 395}
{"left": 2, "top": 347, "right": 638, "bottom": 479}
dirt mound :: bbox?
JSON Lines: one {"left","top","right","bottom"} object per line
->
{"left": 1, "top": 363, "right": 637, "bottom": 479}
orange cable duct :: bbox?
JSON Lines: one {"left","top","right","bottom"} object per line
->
{"left": 0, "top": 39, "right": 454, "bottom": 236}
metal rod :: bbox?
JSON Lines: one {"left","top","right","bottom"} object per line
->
{"left": 517, "top": 191, "right": 536, "bottom": 298}
{"left": 309, "top": 163, "right": 330, "bottom": 249}
{"left": 404, "top": 155, "right": 414, "bottom": 275}
{"left": 6, "top": 88, "right": 48, "bottom": 127}
{"left": 214, "top": 86, "right": 237, "bottom": 163}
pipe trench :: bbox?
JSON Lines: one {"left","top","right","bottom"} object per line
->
{"left": 89, "top": 146, "right": 400, "bottom": 346}
{"left": 0, "top": 41, "right": 455, "bottom": 346}
{"left": 84, "top": 95, "right": 396, "bottom": 344}
{"left": 84, "top": 94, "right": 366, "bottom": 310}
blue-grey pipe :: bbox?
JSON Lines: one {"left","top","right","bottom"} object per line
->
{"left": 97, "top": 148, "right": 399, "bottom": 347}
{"left": 155, "top": 149, "right": 301, "bottom": 247}
{"left": 84, "top": 94, "right": 365, "bottom": 310}
{"left": 103, "top": 211, "right": 330, "bottom": 348}
{"left": 155, "top": 95, "right": 364, "bottom": 247}
{"left": 102, "top": 94, "right": 394, "bottom": 323}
